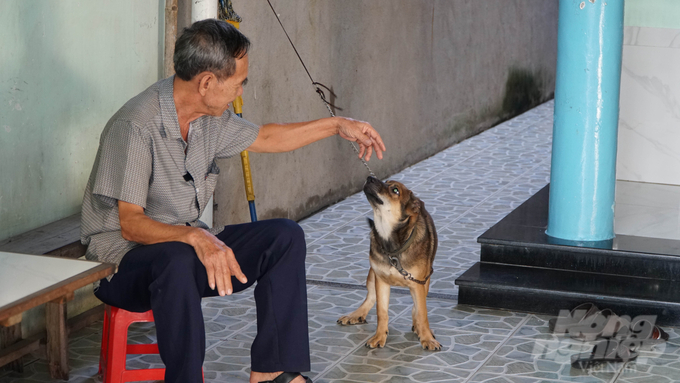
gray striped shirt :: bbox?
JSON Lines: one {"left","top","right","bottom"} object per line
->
{"left": 81, "top": 76, "right": 259, "bottom": 269}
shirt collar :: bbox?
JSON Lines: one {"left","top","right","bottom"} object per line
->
{"left": 159, "top": 76, "right": 184, "bottom": 141}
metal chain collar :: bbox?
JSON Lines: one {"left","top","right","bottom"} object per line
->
{"left": 389, "top": 256, "right": 434, "bottom": 285}
{"left": 377, "top": 226, "right": 432, "bottom": 285}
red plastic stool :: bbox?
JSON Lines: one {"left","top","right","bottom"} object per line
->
{"left": 99, "top": 306, "right": 166, "bottom": 382}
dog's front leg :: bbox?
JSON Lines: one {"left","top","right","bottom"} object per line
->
{"left": 410, "top": 283, "right": 441, "bottom": 351}
{"left": 411, "top": 279, "right": 431, "bottom": 331}
{"left": 338, "top": 268, "right": 376, "bottom": 325}
{"left": 366, "top": 275, "right": 391, "bottom": 348}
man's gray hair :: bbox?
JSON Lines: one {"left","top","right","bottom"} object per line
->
{"left": 174, "top": 19, "right": 250, "bottom": 81}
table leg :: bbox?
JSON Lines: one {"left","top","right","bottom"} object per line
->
{"left": 0, "top": 323, "right": 23, "bottom": 372}
{"left": 46, "top": 299, "right": 69, "bottom": 380}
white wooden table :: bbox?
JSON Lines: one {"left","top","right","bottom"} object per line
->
{"left": 0, "top": 251, "right": 113, "bottom": 379}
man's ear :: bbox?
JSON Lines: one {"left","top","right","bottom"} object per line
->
{"left": 197, "top": 72, "right": 215, "bottom": 96}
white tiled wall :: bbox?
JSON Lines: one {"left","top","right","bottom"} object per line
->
{"left": 616, "top": 26, "right": 680, "bottom": 185}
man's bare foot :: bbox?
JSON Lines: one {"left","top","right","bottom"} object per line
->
{"left": 250, "top": 371, "right": 306, "bottom": 383}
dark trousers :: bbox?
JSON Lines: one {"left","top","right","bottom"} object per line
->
{"left": 95, "top": 218, "right": 310, "bottom": 383}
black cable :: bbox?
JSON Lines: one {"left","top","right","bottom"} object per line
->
{"left": 265, "top": 0, "right": 315, "bottom": 85}
{"left": 264, "top": 0, "right": 374, "bottom": 176}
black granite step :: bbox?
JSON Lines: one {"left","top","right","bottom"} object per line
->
{"left": 456, "top": 262, "right": 680, "bottom": 325}
{"left": 455, "top": 183, "right": 680, "bottom": 325}
{"left": 478, "top": 185, "right": 680, "bottom": 280}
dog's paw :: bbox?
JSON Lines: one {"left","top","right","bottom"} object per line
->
{"left": 420, "top": 338, "right": 442, "bottom": 351}
{"left": 365, "top": 333, "right": 388, "bottom": 349}
{"left": 337, "top": 315, "right": 367, "bottom": 325}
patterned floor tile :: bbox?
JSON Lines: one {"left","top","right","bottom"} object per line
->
{"left": 391, "top": 303, "right": 528, "bottom": 337}
{"left": 307, "top": 232, "right": 371, "bottom": 258}
{"left": 469, "top": 372, "right": 569, "bottom": 382}
{"left": 615, "top": 327, "right": 680, "bottom": 383}
{"left": 331, "top": 217, "right": 373, "bottom": 236}
{"left": 492, "top": 314, "right": 680, "bottom": 383}
{"left": 433, "top": 246, "right": 480, "bottom": 272}
{"left": 307, "top": 286, "right": 415, "bottom": 320}
{"left": 351, "top": 326, "right": 506, "bottom": 372}
{"left": 203, "top": 339, "right": 251, "bottom": 383}
{"left": 388, "top": 163, "right": 448, "bottom": 184}
{"left": 513, "top": 314, "right": 560, "bottom": 341}
{"left": 388, "top": 168, "right": 448, "bottom": 187}
{"left": 427, "top": 266, "right": 468, "bottom": 295}
{"left": 437, "top": 222, "right": 488, "bottom": 243}
{"left": 306, "top": 253, "right": 370, "bottom": 285}
{"left": 316, "top": 355, "right": 470, "bottom": 383}
{"left": 299, "top": 208, "right": 371, "bottom": 244}
{"left": 474, "top": 336, "right": 621, "bottom": 383}
{"left": 412, "top": 181, "right": 509, "bottom": 207}
{"left": 453, "top": 208, "right": 509, "bottom": 229}
{"left": 426, "top": 205, "right": 474, "bottom": 229}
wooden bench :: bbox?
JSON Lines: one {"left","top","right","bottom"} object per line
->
{"left": 0, "top": 214, "right": 86, "bottom": 259}
{"left": 0, "top": 213, "right": 108, "bottom": 378}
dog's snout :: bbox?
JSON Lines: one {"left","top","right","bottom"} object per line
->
{"left": 366, "top": 176, "right": 378, "bottom": 184}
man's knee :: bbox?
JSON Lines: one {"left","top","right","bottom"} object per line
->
{"left": 269, "top": 218, "right": 306, "bottom": 249}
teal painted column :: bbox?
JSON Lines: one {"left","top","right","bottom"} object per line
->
{"left": 547, "top": 0, "right": 624, "bottom": 241}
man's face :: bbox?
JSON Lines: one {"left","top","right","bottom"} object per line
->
{"left": 203, "top": 54, "right": 249, "bottom": 116}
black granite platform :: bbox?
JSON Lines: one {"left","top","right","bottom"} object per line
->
{"left": 455, "top": 185, "right": 680, "bottom": 325}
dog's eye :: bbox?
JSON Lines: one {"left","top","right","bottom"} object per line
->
{"left": 392, "top": 187, "right": 399, "bottom": 195}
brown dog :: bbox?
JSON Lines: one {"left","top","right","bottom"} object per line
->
{"left": 338, "top": 176, "right": 440, "bottom": 350}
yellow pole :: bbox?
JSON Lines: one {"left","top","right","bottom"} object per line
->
{"left": 226, "top": 20, "right": 257, "bottom": 221}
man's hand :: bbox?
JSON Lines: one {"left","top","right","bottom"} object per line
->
{"left": 336, "top": 117, "right": 386, "bottom": 162}
{"left": 189, "top": 229, "right": 248, "bottom": 296}
{"left": 248, "top": 117, "right": 387, "bottom": 159}
{"left": 118, "top": 200, "right": 247, "bottom": 296}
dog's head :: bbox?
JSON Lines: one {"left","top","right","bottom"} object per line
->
{"left": 364, "top": 177, "right": 421, "bottom": 238}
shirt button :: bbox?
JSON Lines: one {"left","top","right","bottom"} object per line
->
{"left": 196, "top": 188, "right": 199, "bottom": 193}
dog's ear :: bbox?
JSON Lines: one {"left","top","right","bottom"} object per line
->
{"left": 405, "top": 191, "right": 421, "bottom": 216}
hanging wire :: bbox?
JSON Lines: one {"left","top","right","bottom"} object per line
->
{"left": 265, "top": 0, "right": 375, "bottom": 177}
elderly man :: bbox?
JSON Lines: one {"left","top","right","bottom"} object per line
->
{"left": 81, "top": 19, "right": 385, "bottom": 383}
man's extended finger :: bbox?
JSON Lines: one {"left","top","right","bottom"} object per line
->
{"left": 364, "top": 145, "right": 374, "bottom": 162}
{"left": 211, "top": 257, "right": 225, "bottom": 296}
{"left": 227, "top": 255, "right": 248, "bottom": 285}
{"left": 218, "top": 252, "right": 233, "bottom": 296}
{"left": 371, "top": 138, "right": 384, "bottom": 160}
{"left": 358, "top": 143, "right": 366, "bottom": 159}
{"left": 368, "top": 129, "right": 386, "bottom": 152}
{"left": 206, "top": 263, "right": 216, "bottom": 291}
{"left": 222, "top": 273, "right": 233, "bottom": 296}
{"left": 216, "top": 253, "right": 230, "bottom": 296}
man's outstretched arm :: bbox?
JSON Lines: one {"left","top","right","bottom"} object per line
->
{"left": 118, "top": 200, "right": 247, "bottom": 296}
{"left": 247, "top": 116, "right": 386, "bottom": 161}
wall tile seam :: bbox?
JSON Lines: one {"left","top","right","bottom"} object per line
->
{"left": 623, "top": 26, "right": 680, "bottom": 48}
{"left": 623, "top": 43, "right": 680, "bottom": 49}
